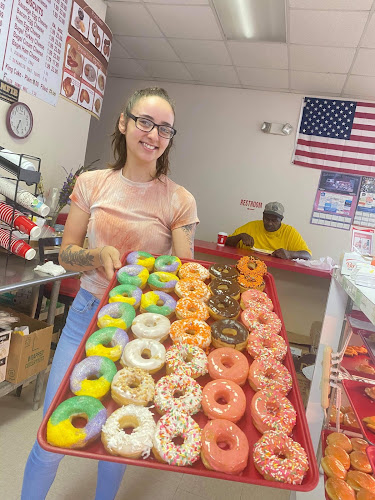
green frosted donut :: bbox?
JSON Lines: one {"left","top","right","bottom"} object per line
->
{"left": 108, "top": 284, "right": 142, "bottom": 308}
{"left": 97, "top": 302, "right": 136, "bottom": 330}
{"left": 85, "top": 327, "right": 129, "bottom": 361}
{"left": 155, "top": 255, "right": 182, "bottom": 274}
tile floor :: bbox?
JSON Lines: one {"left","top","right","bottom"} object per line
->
{"left": 0, "top": 381, "right": 292, "bottom": 500}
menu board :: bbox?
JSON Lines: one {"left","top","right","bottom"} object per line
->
{"left": 60, "top": 0, "right": 112, "bottom": 118}
{"left": 0, "top": 0, "right": 71, "bottom": 106}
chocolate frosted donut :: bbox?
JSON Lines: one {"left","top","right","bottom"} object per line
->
{"left": 207, "top": 295, "right": 240, "bottom": 321}
{"left": 211, "top": 319, "right": 249, "bottom": 351}
{"left": 209, "top": 264, "right": 239, "bottom": 281}
{"left": 209, "top": 278, "right": 241, "bottom": 300}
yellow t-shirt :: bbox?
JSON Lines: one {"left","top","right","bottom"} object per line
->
{"left": 230, "top": 220, "right": 311, "bottom": 254}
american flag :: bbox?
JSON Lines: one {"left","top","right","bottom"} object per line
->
{"left": 293, "top": 97, "right": 375, "bottom": 176}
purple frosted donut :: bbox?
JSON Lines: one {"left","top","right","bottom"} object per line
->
{"left": 126, "top": 251, "right": 155, "bottom": 272}
{"left": 70, "top": 356, "right": 117, "bottom": 399}
{"left": 154, "top": 255, "right": 182, "bottom": 274}
{"left": 117, "top": 265, "right": 149, "bottom": 289}
{"left": 140, "top": 291, "right": 177, "bottom": 317}
{"left": 97, "top": 302, "right": 136, "bottom": 330}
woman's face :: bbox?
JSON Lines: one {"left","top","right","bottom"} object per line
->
{"left": 122, "top": 96, "right": 174, "bottom": 167}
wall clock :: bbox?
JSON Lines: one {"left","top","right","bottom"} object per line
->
{"left": 6, "top": 102, "right": 33, "bottom": 139}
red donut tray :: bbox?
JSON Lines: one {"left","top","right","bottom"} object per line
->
{"left": 342, "top": 379, "right": 375, "bottom": 445}
{"left": 37, "top": 255, "right": 319, "bottom": 492}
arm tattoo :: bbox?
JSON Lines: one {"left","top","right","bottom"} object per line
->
{"left": 60, "top": 244, "right": 94, "bottom": 267}
{"left": 181, "top": 223, "right": 196, "bottom": 256}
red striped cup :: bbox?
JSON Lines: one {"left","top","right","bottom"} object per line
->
{"left": 0, "top": 228, "right": 36, "bottom": 260}
{"left": 0, "top": 202, "right": 41, "bottom": 238}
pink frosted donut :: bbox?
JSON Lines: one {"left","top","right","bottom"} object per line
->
{"left": 241, "top": 308, "right": 282, "bottom": 335}
{"left": 202, "top": 379, "right": 246, "bottom": 423}
{"left": 207, "top": 347, "right": 249, "bottom": 386}
{"left": 240, "top": 290, "right": 273, "bottom": 311}
{"left": 247, "top": 325, "right": 287, "bottom": 361}
{"left": 248, "top": 356, "right": 292, "bottom": 395}
{"left": 251, "top": 389, "right": 297, "bottom": 435}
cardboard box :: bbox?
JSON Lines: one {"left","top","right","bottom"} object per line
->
{"left": 1, "top": 307, "right": 53, "bottom": 384}
{"left": 0, "top": 328, "right": 11, "bottom": 359}
{"left": 0, "top": 356, "right": 7, "bottom": 383}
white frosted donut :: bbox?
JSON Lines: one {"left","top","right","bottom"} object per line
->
{"left": 131, "top": 313, "right": 170, "bottom": 342}
{"left": 111, "top": 366, "right": 155, "bottom": 406}
{"left": 166, "top": 343, "right": 208, "bottom": 379}
{"left": 154, "top": 373, "right": 202, "bottom": 415}
{"left": 101, "top": 405, "right": 156, "bottom": 459}
{"left": 120, "top": 339, "right": 166, "bottom": 374}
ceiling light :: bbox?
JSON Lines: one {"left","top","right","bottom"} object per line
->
{"left": 213, "top": 0, "right": 286, "bottom": 42}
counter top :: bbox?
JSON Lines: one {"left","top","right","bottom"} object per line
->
{"left": 194, "top": 239, "right": 332, "bottom": 279}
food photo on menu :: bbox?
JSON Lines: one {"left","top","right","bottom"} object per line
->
{"left": 96, "top": 70, "right": 106, "bottom": 93}
{"left": 71, "top": 1, "right": 89, "bottom": 38}
{"left": 66, "top": 44, "right": 83, "bottom": 79}
{"left": 102, "top": 34, "right": 111, "bottom": 61}
{"left": 79, "top": 83, "right": 94, "bottom": 110}
{"left": 61, "top": 73, "right": 80, "bottom": 102}
{"left": 83, "top": 59, "right": 97, "bottom": 86}
{"left": 89, "top": 18, "right": 103, "bottom": 51}
{"left": 93, "top": 94, "right": 102, "bottom": 116}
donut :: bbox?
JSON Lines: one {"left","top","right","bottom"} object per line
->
{"left": 70, "top": 356, "right": 117, "bottom": 399}
{"left": 344, "top": 411, "right": 360, "bottom": 428}
{"left": 175, "top": 278, "right": 211, "bottom": 302}
{"left": 207, "top": 295, "right": 240, "bottom": 321}
{"left": 346, "top": 470, "right": 375, "bottom": 493}
{"left": 178, "top": 262, "right": 209, "bottom": 281}
{"left": 247, "top": 326, "right": 287, "bottom": 361}
{"left": 240, "top": 289, "right": 273, "bottom": 311}
{"left": 140, "top": 291, "right": 176, "bottom": 318}
{"left": 97, "top": 302, "right": 135, "bottom": 330}
{"left": 101, "top": 405, "right": 156, "bottom": 459}
{"left": 165, "top": 343, "right": 208, "bottom": 379}
{"left": 209, "top": 278, "right": 241, "bottom": 301}
{"left": 47, "top": 396, "right": 107, "bottom": 449}
{"left": 175, "top": 296, "right": 209, "bottom": 321}
{"left": 117, "top": 264, "right": 149, "bottom": 289}
{"left": 326, "top": 432, "right": 353, "bottom": 453}
{"left": 120, "top": 338, "right": 166, "bottom": 374}
{"left": 154, "top": 255, "right": 181, "bottom": 274}
{"left": 329, "top": 406, "right": 344, "bottom": 425}
{"left": 154, "top": 373, "right": 202, "bottom": 415}
{"left": 251, "top": 389, "right": 297, "bottom": 435}
{"left": 253, "top": 431, "right": 309, "bottom": 484}
{"left": 169, "top": 318, "right": 211, "bottom": 350}
{"left": 209, "top": 263, "right": 239, "bottom": 281}
{"left": 153, "top": 412, "right": 201, "bottom": 466}
{"left": 248, "top": 356, "right": 292, "bottom": 395}
{"left": 85, "top": 327, "right": 129, "bottom": 361}
{"left": 210, "top": 319, "right": 249, "bottom": 351}
{"left": 207, "top": 347, "right": 248, "bottom": 385}
{"left": 325, "top": 478, "right": 355, "bottom": 500}
{"left": 111, "top": 366, "right": 155, "bottom": 406}
{"left": 241, "top": 308, "right": 282, "bottom": 334}
{"left": 126, "top": 251, "right": 155, "bottom": 272}
{"left": 147, "top": 271, "right": 179, "bottom": 293}
{"left": 201, "top": 419, "right": 249, "bottom": 475}
{"left": 351, "top": 438, "right": 368, "bottom": 453}
{"left": 357, "top": 489, "right": 375, "bottom": 500}
{"left": 325, "top": 445, "right": 350, "bottom": 470}
{"left": 321, "top": 455, "right": 347, "bottom": 479}
{"left": 131, "top": 312, "right": 170, "bottom": 342}
{"left": 237, "top": 256, "right": 267, "bottom": 277}
{"left": 108, "top": 284, "right": 142, "bottom": 309}
{"left": 350, "top": 451, "right": 372, "bottom": 473}
{"left": 202, "top": 379, "right": 246, "bottom": 423}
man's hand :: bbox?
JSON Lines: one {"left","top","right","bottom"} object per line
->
{"left": 225, "top": 232, "right": 254, "bottom": 248}
{"left": 272, "top": 248, "right": 291, "bottom": 260}
{"left": 240, "top": 233, "right": 254, "bottom": 247}
{"left": 99, "top": 246, "right": 122, "bottom": 280}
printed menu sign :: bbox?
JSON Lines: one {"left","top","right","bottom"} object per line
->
{"left": 0, "top": 0, "right": 71, "bottom": 106}
{"left": 60, "top": 0, "right": 112, "bottom": 118}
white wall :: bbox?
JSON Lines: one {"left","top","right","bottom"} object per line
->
{"left": 85, "top": 77, "right": 353, "bottom": 262}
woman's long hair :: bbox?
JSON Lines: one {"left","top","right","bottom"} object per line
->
{"left": 108, "top": 87, "right": 175, "bottom": 179}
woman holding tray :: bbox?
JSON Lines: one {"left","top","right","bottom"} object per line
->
{"left": 22, "top": 87, "right": 199, "bottom": 500}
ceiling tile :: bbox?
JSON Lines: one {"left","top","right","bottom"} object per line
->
{"left": 111, "top": 38, "right": 132, "bottom": 59}
{"left": 106, "top": 3, "right": 163, "bottom": 37}
{"left": 352, "top": 48, "right": 375, "bottom": 76}
{"left": 147, "top": 5, "right": 222, "bottom": 39}
{"left": 185, "top": 63, "right": 240, "bottom": 85}
{"left": 144, "top": 0, "right": 208, "bottom": 4}
{"left": 291, "top": 71, "right": 346, "bottom": 94}
{"left": 290, "top": 10, "right": 368, "bottom": 47}
{"left": 137, "top": 60, "right": 193, "bottom": 80}
{"left": 115, "top": 36, "right": 179, "bottom": 61}
{"left": 237, "top": 67, "right": 289, "bottom": 89}
{"left": 227, "top": 42, "right": 288, "bottom": 69}
{"left": 344, "top": 75, "right": 375, "bottom": 99}
{"left": 289, "top": 0, "right": 373, "bottom": 9}
{"left": 362, "top": 13, "right": 375, "bottom": 48}
{"left": 108, "top": 58, "right": 149, "bottom": 78}
{"left": 290, "top": 45, "right": 355, "bottom": 73}
{"left": 168, "top": 39, "right": 231, "bottom": 65}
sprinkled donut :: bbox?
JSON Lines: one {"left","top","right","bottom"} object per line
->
{"left": 241, "top": 308, "right": 282, "bottom": 335}
{"left": 179, "top": 262, "right": 210, "bottom": 281}
{"left": 209, "top": 263, "right": 239, "bottom": 281}
{"left": 101, "top": 405, "right": 156, "bottom": 459}
{"left": 70, "top": 356, "right": 117, "bottom": 399}
{"left": 166, "top": 343, "right": 208, "bottom": 378}
{"left": 240, "top": 289, "right": 273, "bottom": 311}
{"left": 169, "top": 318, "right": 211, "bottom": 349}
{"left": 131, "top": 312, "right": 170, "bottom": 342}
{"left": 117, "top": 264, "right": 149, "bottom": 289}
{"left": 237, "top": 274, "right": 265, "bottom": 293}
{"left": 97, "top": 302, "right": 135, "bottom": 330}
{"left": 140, "top": 290, "right": 176, "bottom": 317}
{"left": 111, "top": 366, "right": 155, "bottom": 406}
{"left": 154, "top": 255, "right": 181, "bottom": 274}
{"left": 209, "top": 278, "right": 241, "bottom": 301}
{"left": 253, "top": 431, "right": 309, "bottom": 485}
{"left": 210, "top": 319, "right": 249, "bottom": 351}
{"left": 47, "top": 396, "right": 107, "bottom": 449}
{"left": 108, "top": 284, "right": 142, "bottom": 309}
{"left": 247, "top": 326, "right": 287, "bottom": 361}
{"left": 251, "top": 389, "right": 297, "bottom": 435}
{"left": 202, "top": 379, "right": 246, "bottom": 423}
{"left": 120, "top": 338, "right": 166, "bottom": 374}
{"left": 175, "top": 296, "right": 209, "bottom": 321}
{"left": 207, "top": 347, "right": 248, "bottom": 385}
{"left": 126, "top": 251, "right": 155, "bottom": 272}
{"left": 153, "top": 412, "right": 201, "bottom": 466}
{"left": 237, "top": 256, "right": 267, "bottom": 277}
{"left": 248, "top": 356, "right": 292, "bottom": 395}
{"left": 175, "top": 278, "right": 211, "bottom": 302}
{"left": 207, "top": 295, "right": 240, "bottom": 321}
{"left": 147, "top": 271, "right": 179, "bottom": 293}
{"left": 85, "top": 327, "right": 129, "bottom": 362}
{"left": 154, "top": 373, "right": 202, "bottom": 415}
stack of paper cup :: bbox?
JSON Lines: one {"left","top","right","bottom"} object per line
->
{"left": 0, "top": 178, "right": 49, "bottom": 217}
{"left": 0, "top": 228, "right": 36, "bottom": 260}
{"left": 0, "top": 201, "right": 41, "bottom": 238}
{"left": 0, "top": 149, "right": 36, "bottom": 171}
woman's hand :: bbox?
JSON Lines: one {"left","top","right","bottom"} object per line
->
{"left": 99, "top": 246, "right": 122, "bottom": 280}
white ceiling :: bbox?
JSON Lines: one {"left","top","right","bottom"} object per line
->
{"left": 105, "top": 0, "right": 375, "bottom": 100}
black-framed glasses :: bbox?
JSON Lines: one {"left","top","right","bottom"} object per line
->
{"left": 126, "top": 112, "right": 177, "bottom": 139}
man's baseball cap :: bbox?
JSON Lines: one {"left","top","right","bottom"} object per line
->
{"left": 263, "top": 201, "right": 285, "bottom": 218}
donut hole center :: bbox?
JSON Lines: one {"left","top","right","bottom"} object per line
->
{"left": 188, "top": 307, "right": 197, "bottom": 313}
{"left": 187, "top": 286, "right": 197, "bottom": 292}
{"left": 86, "top": 374, "right": 99, "bottom": 381}
{"left": 186, "top": 329, "right": 197, "bottom": 336}
{"left": 121, "top": 293, "right": 130, "bottom": 298}
{"left": 266, "top": 402, "right": 279, "bottom": 416}
{"left": 215, "top": 392, "right": 228, "bottom": 406}
{"left": 217, "top": 303, "right": 226, "bottom": 309}
{"left": 141, "top": 349, "right": 151, "bottom": 359}
{"left": 221, "top": 356, "right": 234, "bottom": 369}
{"left": 184, "top": 353, "right": 194, "bottom": 363}
{"left": 172, "top": 435, "right": 185, "bottom": 446}
{"left": 128, "top": 377, "right": 141, "bottom": 389}
{"left": 265, "top": 369, "right": 277, "bottom": 380}
{"left": 119, "top": 416, "right": 138, "bottom": 435}
{"left": 173, "top": 390, "right": 185, "bottom": 399}
{"left": 222, "top": 328, "right": 237, "bottom": 337}
{"left": 156, "top": 300, "right": 165, "bottom": 306}
{"left": 217, "top": 440, "right": 232, "bottom": 451}
{"left": 145, "top": 319, "right": 157, "bottom": 327}
{"left": 218, "top": 285, "right": 229, "bottom": 291}
{"left": 276, "top": 451, "right": 288, "bottom": 460}
{"left": 71, "top": 414, "right": 88, "bottom": 428}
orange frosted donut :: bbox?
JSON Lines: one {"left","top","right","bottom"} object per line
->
{"left": 237, "top": 273, "right": 265, "bottom": 292}
{"left": 178, "top": 262, "right": 209, "bottom": 281}
{"left": 240, "top": 289, "right": 273, "bottom": 311}
{"left": 248, "top": 356, "right": 292, "bottom": 395}
{"left": 251, "top": 389, "right": 296, "bottom": 435}
{"left": 174, "top": 278, "right": 211, "bottom": 302}
{"left": 169, "top": 318, "right": 211, "bottom": 349}
{"left": 237, "top": 256, "right": 267, "bottom": 277}
{"left": 202, "top": 379, "right": 246, "bottom": 423}
{"left": 207, "top": 347, "right": 249, "bottom": 385}
{"left": 175, "top": 296, "right": 209, "bottom": 321}
{"left": 201, "top": 419, "right": 249, "bottom": 475}
{"left": 241, "top": 308, "right": 282, "bottom": 334}
{"left": 247, "top": 326, "right": 287, "bottom": 361}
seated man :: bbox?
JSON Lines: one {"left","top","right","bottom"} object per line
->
{"left": 225, "top": 201, "right": 311, "bottom": 260}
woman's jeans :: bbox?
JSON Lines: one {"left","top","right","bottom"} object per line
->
{"left": 21, "top": 288, "right": 126, "bottom": 500}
